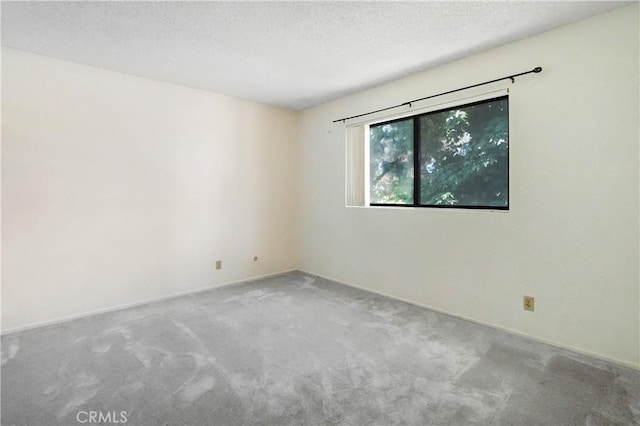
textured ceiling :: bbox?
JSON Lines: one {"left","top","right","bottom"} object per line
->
{"left": 1, "top": 1, "right": 630, "bottom": 110}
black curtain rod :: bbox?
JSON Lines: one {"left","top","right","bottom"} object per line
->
{"left": 333, "top": 66, "right": 542, "bottom": 123}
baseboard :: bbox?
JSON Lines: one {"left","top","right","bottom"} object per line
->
{"left": 1, "top": 269, "right": 297, "bottom": 336}
{"left": 298, "top": 268, "right": 640, "bottom": 372}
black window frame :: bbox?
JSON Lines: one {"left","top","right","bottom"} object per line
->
{"left": 369, "top": 95, "right": 509, "bottom": 210}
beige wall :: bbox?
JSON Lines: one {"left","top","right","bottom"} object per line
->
{"left": 1, "top": 48, "right": 298, "bottom": 331}
{"left": 296, "top": 4, "right": 639, "bottom": 368}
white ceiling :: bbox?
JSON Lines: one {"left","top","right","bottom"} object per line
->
{"left": 1, "top": 1, "right": 630, "bottom": 110}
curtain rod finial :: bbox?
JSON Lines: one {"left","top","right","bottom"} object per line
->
{"left": 533, "top": 67, "right": 542, "bottom": 73}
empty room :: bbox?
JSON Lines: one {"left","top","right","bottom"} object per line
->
{"left": 1, "top": 1, "right": 639, "bottom": 425}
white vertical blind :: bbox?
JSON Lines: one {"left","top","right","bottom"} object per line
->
{"left": 345, "top": 125, "right": 365, "bottom": 206}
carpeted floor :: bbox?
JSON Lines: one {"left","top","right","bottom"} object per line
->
{"left": 2, "top": 271, "right": 639, "bottom": 425}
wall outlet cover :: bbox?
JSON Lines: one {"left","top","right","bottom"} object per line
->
{"left": 523, "top": 296, "right": 535, "bottom": 311}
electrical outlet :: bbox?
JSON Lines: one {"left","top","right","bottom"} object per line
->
{"left": 523, "top": 296, "right": 534, "bottom": 311}
{"left": 215, "top": 260, "right": 222, "bottom": 270}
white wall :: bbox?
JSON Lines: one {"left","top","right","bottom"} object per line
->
{"left": 297, "top": 4, "right": 639, "bottom": 368}
{"left": 1, "top": 48, "right": 298, "bottom": 331}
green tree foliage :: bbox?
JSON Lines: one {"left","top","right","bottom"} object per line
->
{"left": 369, "top": 119, "right": 414, "bottom": 204}
{"left": 369, "top": 97, "right": 508, "bottom": 207}
{"left": 421, "top": 98, "right": 508, "bottom": 206}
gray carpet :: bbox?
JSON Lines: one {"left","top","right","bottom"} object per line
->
{"left": 2, "top": 271, "right": 639, "bottom": 425}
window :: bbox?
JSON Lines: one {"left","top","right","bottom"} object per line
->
{"left": 368, "top": 96, "right": 509, "bottom": 209}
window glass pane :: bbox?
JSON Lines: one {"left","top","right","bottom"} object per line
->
{"left": 369, "top": 119, "right": 414, "bottom": 204}
{"left": 419, "top": 97, "right": 508, "bottom": 207}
